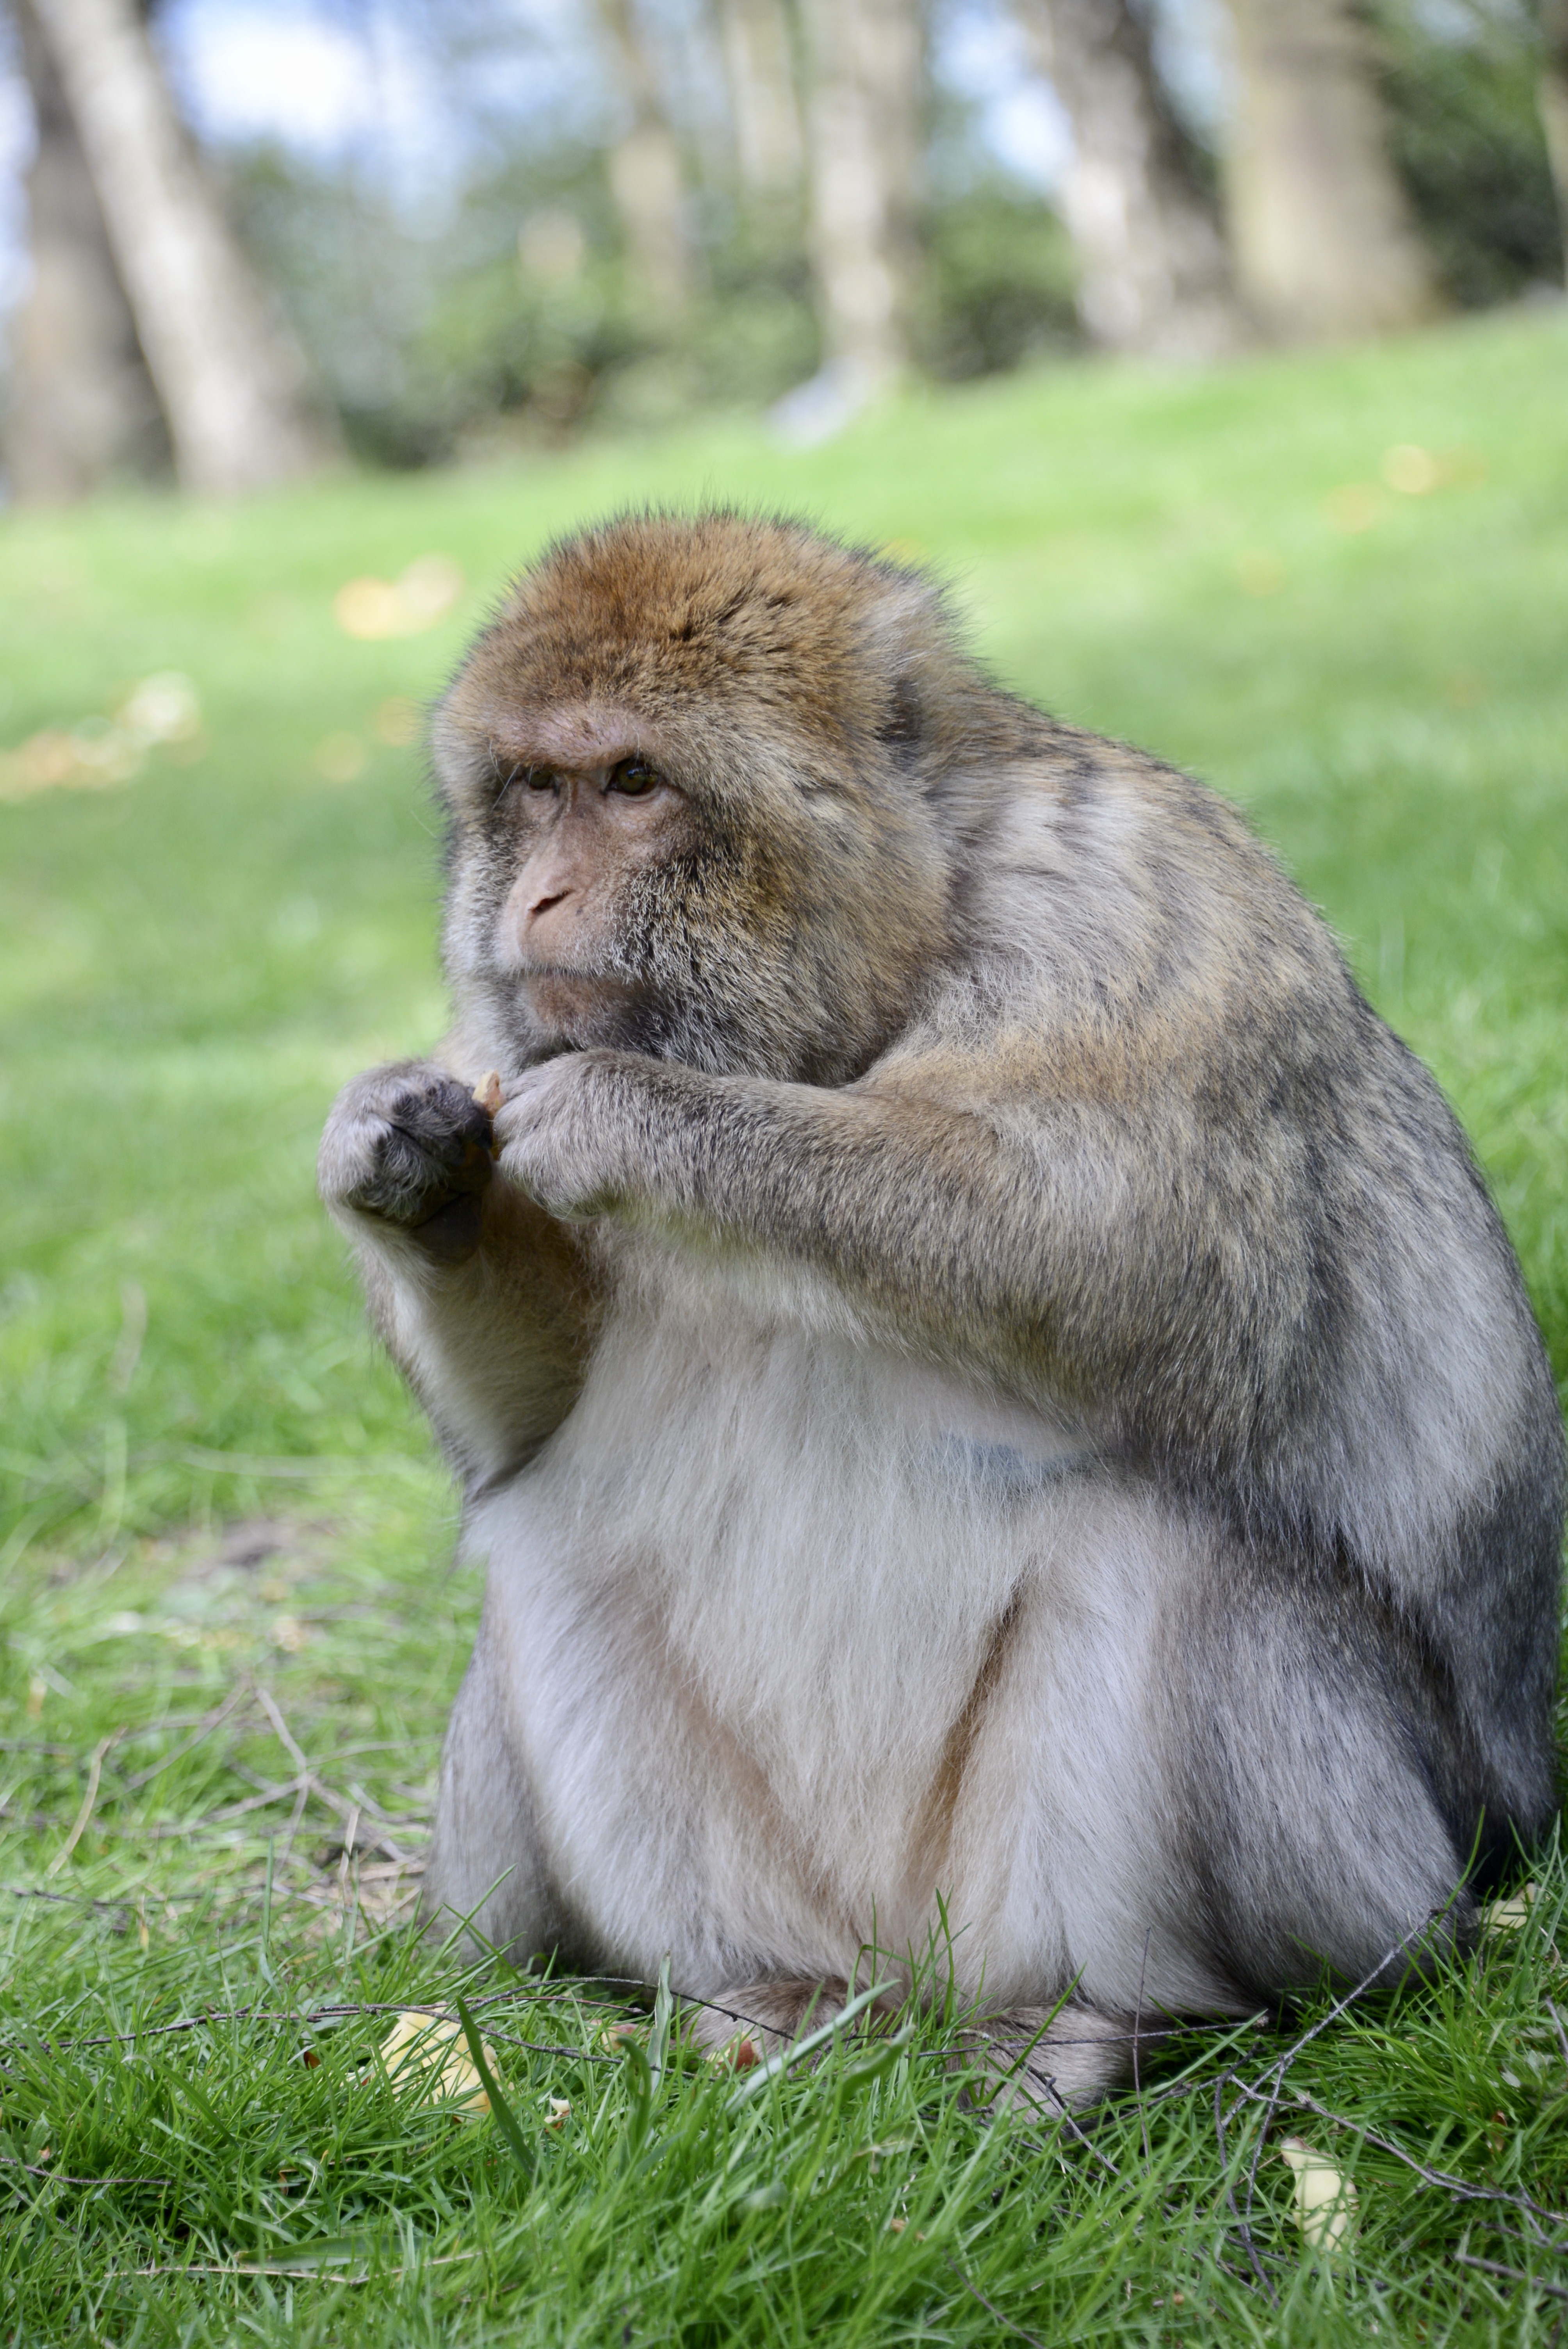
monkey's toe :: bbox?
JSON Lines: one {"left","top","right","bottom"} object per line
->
{"left": 958, "top": 2002, "right": 1144, "bottom": 2114}
{"left": 687, "top": 1977, "right": 855, "bottom": 2066}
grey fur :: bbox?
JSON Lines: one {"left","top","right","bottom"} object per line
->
{"left": 317, "top": 514, "right": 1563, "bottom": 2099}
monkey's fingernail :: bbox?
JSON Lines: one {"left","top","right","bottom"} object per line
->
{"left": 472, "top": 1071, "right": 503, "bottom": 1116}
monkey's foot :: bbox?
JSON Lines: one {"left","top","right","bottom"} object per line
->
{"left": 686, "top": 1977, "right": 862, "bottom": 2068}
{"left": 957, "top": 2002, "right": 1146, "bottom": 2113}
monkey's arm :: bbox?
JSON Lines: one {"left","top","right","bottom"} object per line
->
{"left": 319, "top": 1062, "right": 597, "bottom": 1480}
{"left": 491, "top": 1037, "right": 1321, "bottom": 1467}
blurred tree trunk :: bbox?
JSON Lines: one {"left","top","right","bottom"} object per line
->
{"left": 29, "top": 0, "right": 335, "bottom": 494}
{"left": 5, "top": 0, "right": 168, "bottom": 501}
{"left": 716, "top": 0, "right": 804, "bottom": 203}
{"left": 595, "top": 0, "right": 696, "bottom": 320}
{"left": 798, "top": 0, "right": 923, "bottom": 393}
{"left": 1540, "top": 0, "right": 1568, "bottom": 288}
{"left": 1221, "top": 0, "right": 1437, "bottom": 340}
{"left": 1012, "top": 0, "right": 1240, "bottom": 356}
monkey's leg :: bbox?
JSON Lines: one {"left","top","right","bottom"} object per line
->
{"left": 420, "top": 1612, "right": 574, "bottom": 1967}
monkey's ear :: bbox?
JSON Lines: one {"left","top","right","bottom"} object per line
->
{"left": 877, "top": 675, "right": 925, "bottom": 765}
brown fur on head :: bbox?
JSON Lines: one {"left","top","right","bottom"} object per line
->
{"left": 433, "top": 512, "right": 1020, "bottom": 1084}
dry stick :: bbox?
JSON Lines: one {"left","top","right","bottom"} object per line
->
{"left": 944, "top": 2258, "right": 1049, "bottom": 2348}
{"left": 1454, "top": 2252, "right": 1568, "bottom": 2302}
{"left": 43, "top": 1731, "right": 123, "bottom": 1879}
{"left": 0, "top": 2153, "right": 171, "bottom": 2188}
{"left": 166, "top": 1775, "right": 311, "bottom": 1830}
{"left": 1241, "top": 1920, "right": 1437, "bottom": 2101}
{"left": 65, "top": 1988, "right": 622, "bottom": 2062}
{"left": 1228, "top": 1916, "right": 1440, "bottom": 2259}
{"left": 255, "top": 1686, "right": 413, "bottom": 1862}
{"left": 110, "top": 2250, "right": 479, "bottom": 2283}
{"left": 1547, "top": 2002, "right": 1568, "bottom": 2078}
{"left": 121, "top": 1682, "right": 254, "bottom": 1793}
{"left": 4, "top": 1886, "right": 130, "bottom": 1915}
{"left": 1213, "top": 2071, "right": 1276, "bottom": 2303}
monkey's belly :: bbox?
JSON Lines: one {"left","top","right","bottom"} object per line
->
{"left": 463, "top": 1311, "right": 1219, "bottom": 2005}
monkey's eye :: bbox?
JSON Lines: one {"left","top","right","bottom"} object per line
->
{"left": 492, "top": 763, "right": 549, "bottom": 800}
{"left": 608, "top": 757, "right": 660, "bottom": 797}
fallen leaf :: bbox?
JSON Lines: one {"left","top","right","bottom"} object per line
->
{"left": 333, "top": 557, "right": 463, "bottom": 642}
{"left": 1280, "top": 2136, "right": 1356, "bottom": 2251}
{"left": 380, "top": 2012, "right": 493, "bottom": 2116}
{"left": 1324, "top": 483, "right": 1385, "bottom": 535}
{"left": 1481, "top": 1884, "right": 1537, "bottom": 1934}
{"left": 313, "top": 732, "right": 367, "bottom": 785}
{"left": 1381, "top": 443, "right": 1439, "bottom": 495}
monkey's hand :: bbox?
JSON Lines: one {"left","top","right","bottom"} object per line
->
{"left": 491, "top": 1050, "right": 644, "bottom": 1222}
{"left": 318, "top": 1061, "right": 496, "bottom": 1265}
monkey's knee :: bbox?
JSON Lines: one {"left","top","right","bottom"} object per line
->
{"left": 421, "top": 1643, "right": 563, "bottom": 1967}
{"left": 958, "top": 2002, "right": 1145, "bottom": 2114}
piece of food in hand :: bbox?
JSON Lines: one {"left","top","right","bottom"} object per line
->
{"left": 472, "top": 1070, "right": 503, "bottom": 1117}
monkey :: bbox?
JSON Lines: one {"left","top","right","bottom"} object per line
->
{"left": 317, "top": 512, "right": 1563, "bottom": 2107}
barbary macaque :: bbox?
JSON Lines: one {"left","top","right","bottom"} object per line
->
{"left": 319, "top": 513, "right": 1563, "bottom": 2104}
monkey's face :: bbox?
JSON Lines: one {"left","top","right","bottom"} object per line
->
{"left": 483, "top": 719, "right": 692, "bottom": 1056}
{"left": 433, "top": 515, "right": 992, "bottom": 1084}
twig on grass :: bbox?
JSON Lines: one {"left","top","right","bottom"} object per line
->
{"left": 120, "top": 1683, "right": 254, "bottom": 1792}
{"left": 1229, "top": 2078, "right": 1568, "bottom": 2238}
{"left": 58, "top": 1986, "right": 625, "bottom": 2062}
{"left": 0, "top": 2153, "right": 171, "bottom": 2188}
{"left": 4, "top": 1885, "right": 130, "bottom": 1916}
{"left": 44, "top": 1731, "right": 123, "bottom": 1878}
{"left": 255, "top": 1686, "right": 415, "bottom": 1862}
{"left": 1213, "top": 2070, "right": 1276, "bottom": 2301}
{"left": 108, "top": 2249, "right": 480, "bottom": 2283}
{"left": 944, "top": 2257, "right": 1049, "bottom": 2347}
{"left": 1454, "top": 2251, "right": 1568, "bottom": 2301}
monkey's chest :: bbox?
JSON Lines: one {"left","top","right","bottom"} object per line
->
{"left": 476, "top": 1307, "right": 1094, "bottom": 1923}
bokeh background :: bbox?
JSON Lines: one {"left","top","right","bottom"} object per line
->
{"left": 0, "top": 0, "right": 1564, "bottom": 1580}
{"left": 1, "top": 16, "right": 1568, "bottom": 2337}
{"left": 0, "top": 0, "right": 1566, "bottom": 487}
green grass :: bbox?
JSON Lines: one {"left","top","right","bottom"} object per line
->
{"left": 2, "top": 305, "right": 1566, "bottom": 2344}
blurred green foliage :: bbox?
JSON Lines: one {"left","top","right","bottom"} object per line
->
{"left": 231, "top": 105, "right": 1077, "bottom": 466}
{"left": 1377, "top": 0, "right": 1564, "bottom": 307}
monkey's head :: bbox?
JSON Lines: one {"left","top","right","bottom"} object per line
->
{"left": 433, "top": 512, "right": 1012, "bottom": 1083}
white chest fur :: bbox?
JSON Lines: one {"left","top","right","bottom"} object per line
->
{"left": 464, "top": 1277, "right": 1119, "bottom": 1983}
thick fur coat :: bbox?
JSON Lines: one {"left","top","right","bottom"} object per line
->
{"left": 319, "top": 513, "right": 1564, "bottom": 2103}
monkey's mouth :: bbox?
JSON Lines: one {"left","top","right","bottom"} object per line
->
{"left": 510, "top": 962, "right": 667, "bottom": 1057}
